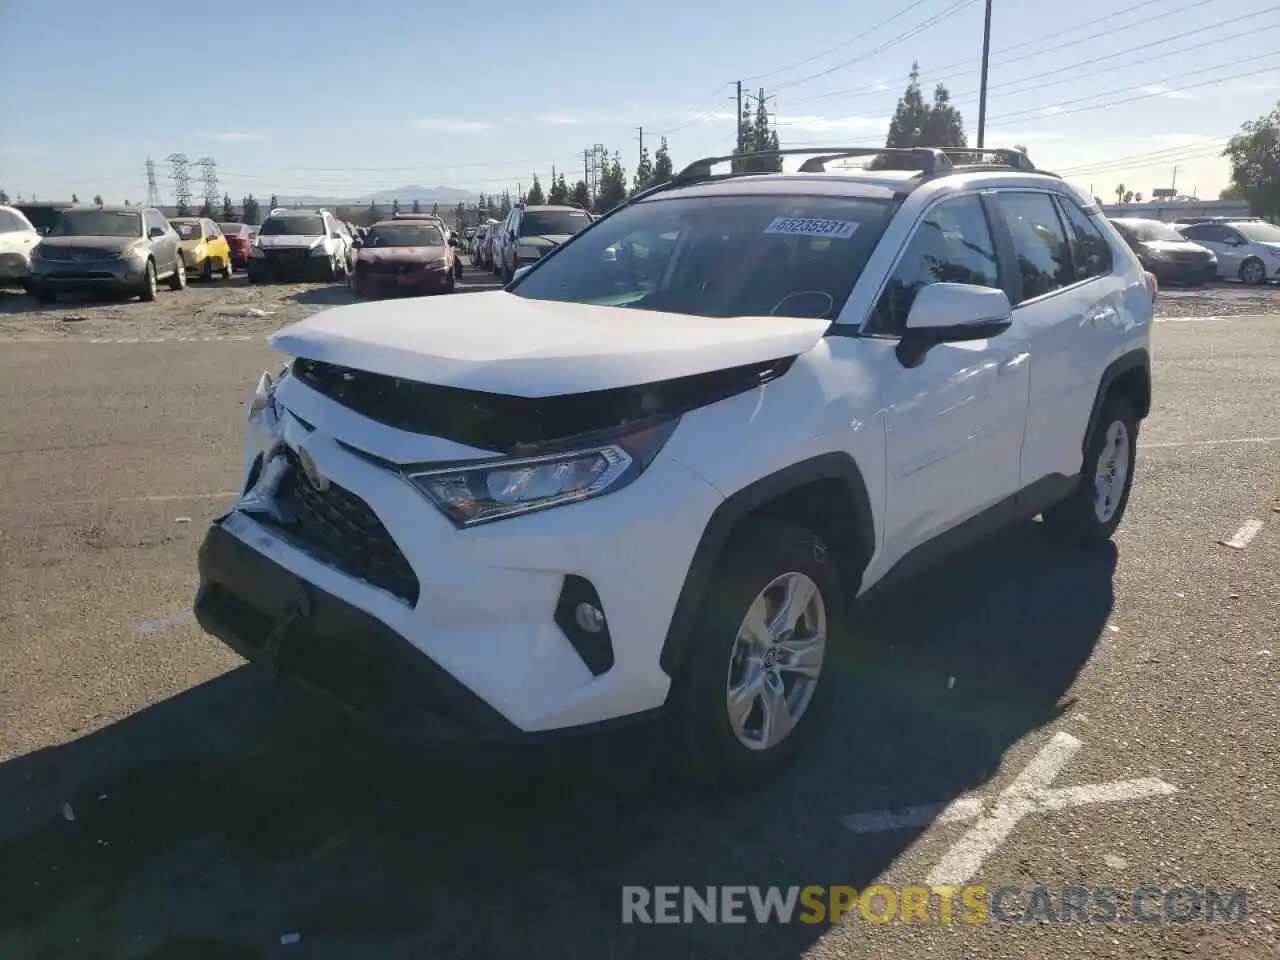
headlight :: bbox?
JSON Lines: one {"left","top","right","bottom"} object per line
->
{"left": 517, "top": 244, "right": 544, "bottom": 260}
{"left": 247, "top": 371, "right": 279, "bottom": 420}
{"left": 425, "top": 257, "right": 448, "bottom": 269}
{"left": 1144, "top": 248, "right": 1170, "bottom": 260}
{"left": 404, "top": 418, "right": 679, "bottom": 527}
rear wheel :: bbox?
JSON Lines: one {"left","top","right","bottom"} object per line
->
{"left": 168, "top": 256, "right": 187, "bottom": 291}
{"left": 671, "top": 519, "right": 842, "bottom": 787}
{"left": 34, "top": 284, "right": 58, "bottom": 304}
{"left": 139, "top": 260, "right": 158, "bottom": 302}
{"left": 1043, "top": 397, "right": 1138, "bottom": 546}
{"left": 200, "top": 256, "right": 214, "bottom": 282}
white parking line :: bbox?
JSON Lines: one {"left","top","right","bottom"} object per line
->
{"left": 1142, "top": 436, "right": 1280, "bottom": 449}
{"left": 136, "top": 610, "right": 197, "bottom": 634}
{"left": 838, "top": 733, "right": 1179, "bottom": 886}
{"left": 1220, "top": 519, "right": 1265, "bottom": 550}
{"left": 0, "top": 491, "right": 238, "bottom": 510}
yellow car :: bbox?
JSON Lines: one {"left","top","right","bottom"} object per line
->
{"left": 169, "top": 217, "right": 233, "bottom": 280}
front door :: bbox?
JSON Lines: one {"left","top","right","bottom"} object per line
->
{"left": 857, "top": 193, "right": 1030, "bottom": 573}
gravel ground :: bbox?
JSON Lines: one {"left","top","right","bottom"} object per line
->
{"left": 2, "top": 273, "right": 1275, "bottom": 343}
{"left": 0, "top": 287, "right": 1276, "bottom": 959}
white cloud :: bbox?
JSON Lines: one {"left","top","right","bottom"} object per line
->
{"left": 1141, "top": 84, "right": 1195, "bottom": 101}
{"left": 776, "top": 115, "right": 888, "bottom": 134}
{"left": 202, "top": 132, "right": 264, "bottom": 142}
{"left": 0, "top": 146, "right": 43, "bottom": 155}
{"left": 536, "top": 113, "right": 580, "bottom": 125}
{"left": 411, "top": 119, "right": 492, "bottom": 133}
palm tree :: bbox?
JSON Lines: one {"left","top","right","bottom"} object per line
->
{"left": 1115, "top": 184, "right": 1125, "bottom": 205}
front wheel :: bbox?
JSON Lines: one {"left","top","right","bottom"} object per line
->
{"left": 139, "top": 260, "right": 158, "bottom": 301}
{"left": 1042, "top": 397, "right": 1138, "bottom": 546}
{"left": 168, "top": 257, "right": 187, "bottom": 291}
{"left": 671, "top": 519, "right": 842, "bottom": 787}
{"left": 1239, "top": 258, "right": 1267, "bottom": 286}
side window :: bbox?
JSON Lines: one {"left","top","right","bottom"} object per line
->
{"left": 868, "top": 195, "right": 1001, "bottom": 337}
{"left": 992, "top": 192, "right": 1074, "bottom": 302}
{"left": 143, "top": 211, "right": 162, "bottom": 235}
{"left": 0, "top": 210, "right": 18, "bottom": 233}
{"left": 1056, "top": 196, "right": 1113, "bottom": 281}
{"left": 1185, "top": 224, "right": 1222, "bottom": 243}
{"left": 206, "top": 221, "right": 221, "bottom": 238}
{"left": 1222, "top": 229, "right": 1246, "bottom": 245}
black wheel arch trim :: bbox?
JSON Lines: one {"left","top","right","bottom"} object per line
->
{"left": 1083, "top": 347, "right": 1150, "bottom": 456}
{"left": 658, "top": 451, "right": 876, "bottom": 679}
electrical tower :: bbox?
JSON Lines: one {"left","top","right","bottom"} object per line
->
{"left": 145, "top": 158, "right": 160, "bottom": 207}
{"left": 166, "top": 154, "right": 191, "bottom": 213}
{"left": 196, "top": 157, "right": 219, "bottom": 210}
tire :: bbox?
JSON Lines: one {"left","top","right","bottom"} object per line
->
{"left": 139, "top": 260, "right": 158, "bottom": 302}
{"left": 670, "top": 519, "right": 843, "bottom": 788}
{"left": 1239, "top": 258, "right": 1267, "bottom": 286}
{"left": 1042, "top": 396, "right": 1138, "bottom": 546}
{"left": 323, "top": 254, "right": 338, "bottom": 282}
{"left": 199, "top": 256, "right": 213, "bottom": 282}
{"left": 444, "top": 270, "right": 456, "bottom": 293}
{"left": 168, "top": 256, "right": 187, "bottom": 292}
{"left": 35, "top": 284, "right": 58, "bottom": 304}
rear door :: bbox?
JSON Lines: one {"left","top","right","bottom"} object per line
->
{"left": 1180, "top": 223, "right": 1234, "bottom": 277}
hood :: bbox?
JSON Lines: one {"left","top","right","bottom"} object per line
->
{"left": 39, "top": 235, "right": 140, "bottom": 251}
{"left": 519, "top": 234, "right": 572, "bottom": 247}
{"left": 358, "top": 245, "right": 447, "bottom": 263}
{"left": 257, "top": 235, "right": 324, "bottom": 250}
{"left": 1142, "top": 239, "right": 1210, "bottom": 254}
{"left": 271, "top": 291, "right": 830, "bottom": 398}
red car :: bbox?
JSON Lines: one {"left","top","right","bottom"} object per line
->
{"left": 350, "top": 219, "right": 457, "bottom": 298}
{"left": 219, "top": 222, "right": 253, "bottom": 269}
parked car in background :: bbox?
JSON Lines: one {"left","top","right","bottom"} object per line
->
{"left": 248, "top": 209, "right": 351, "bottom": 283}
{"left": 1174, "top": 219, "right": 1280, "bottom": 285}
{"left": 219, "top": 222, "right": 253, "bottom": 269}
{"left": 495, "top": 203, "right": 594, "bottom": 282}
{"left": 29, "top": 206, "right": 186, "bottom": 303}
{"left": 1109, "top": 217, "right": 1216, "bottom": 287}
{"left": 0, "top": 205, "right": 40, "bottom": 292}
{"left": 350, "top": 218, "right": 458, "bottom": 298}
{"left": 14, "top": 201, "right": 73, "bottom": 236}
{"left": 171, "top": 216, "right": 233, "bottom": 281}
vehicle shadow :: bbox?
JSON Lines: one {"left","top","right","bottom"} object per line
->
{"left": 0, "top": 522, "right": 1116, "bottom": 960}
{"left": 283, "top": 286, "right": 359, "bottom": 307}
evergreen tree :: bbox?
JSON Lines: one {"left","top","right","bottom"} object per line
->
{"left": 732, "top": 92, "right": 781, "bottom": 173}
{"left": 873, "top": 63, "right": 967, "bottom": 169}
{"left": 392, "top": 199, "right": 400, "bottom": 214}
{"left": 269, "top": 194, "right": 279, "bottom": 210}
{"left": 526, "top": 174, "right": 545, "bottom": 205}
{"left": 0, "top": 190, "right": 8, "bottom": 204}
{"left": 498, "top": 191, "right": 512, "bottom": 218}
{"left": 221, "top": 193, "right": 235, "bottom": 221}
{"left": 652, "top": 137, "right": 673, "bottom": 182}
{"left": 198, "top": 200, "right": 214, "bottom": 218}
{"left": 431, "top": 201, "right": 440, "bottom": 216}
{"left": 477, "top": 192, "right": 488, "bottom": 215}
{"left": 455, "top": 202, "right": 466, "bottom": 225}
{"left": 632, "top": 145, "right": 654, "bottom": 194}
{"left": 1224, "top": 100, "right": 1280, "bottom": 218}
{"left": 93, "top": 194, "right": 104, "bottom": 208}
{"left": 366, "top": 200, "right": 380, "bottom": 223}
{"left": 412, "top": 199, "right": 422, "bottom": 213}
{"left": 569, "top": 179, "right": 590, "bottom": 208}
{"left": 595, "top": 152, "right": 628, "bottom": 213}
{"left": 548, "top": 173, "right": 570, "bottom": 204}
{"left": 71, "top": 193, "right": 80, "bottom": 203}
{"left": 242, "top": 195, "right": 261, "bottom": 225}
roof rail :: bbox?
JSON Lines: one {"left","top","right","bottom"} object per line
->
{"left": 941, "top": 147, "right": 1038, "bottom": 172}
{"left": 673, "top": 147, "right": 953, "bottom": 185}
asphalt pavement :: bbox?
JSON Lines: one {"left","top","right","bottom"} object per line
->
{"left": 0, "top": 284, "right": 1276, "bottom": 959}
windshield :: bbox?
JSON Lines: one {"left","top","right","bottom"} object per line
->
{"left": 171, "top": 220, "right": 201, "bottom": 240}
{"left": 259, "top": 215, "right": 324, "bottom": 237}
{"left": 520, "top": 209, "right": 592, "bottom": 237}
{"left": 48, "top": 210, "right": 141, "bottom": 238}
{"left": 368, "top": 224, "right": 444, "bottom": 247}
{"left": 1235, "top": 221, "right": 1280, "bottom": 243}
{"left": 512, "top": 194, "right": 896, "bottom": 319}
{"left": 17, "top": 206, "right": 67, "bottom": 233}
{"left": 1117, "top": 219, "right": 1185, "bottom": 242}
{"left": 219, "top": 222, "right": 245, "bottom": 236}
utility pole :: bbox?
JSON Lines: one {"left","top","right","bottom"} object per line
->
{"left": 1171, "top": 165, "right": 1179, "bottom": 194}
{"left": 976, "top": 0, "right": 993, "bottom": 148}
{"left": 735, "top": 80, "right": 744, "bottom": 159}
{"left": 637, "top": 126, "right": 645, "bottom": 169}
{"left": 145, "top": 158, "right": 160, "bottom": 207}
{"left": 166, "top": 153, "right": 191, "bottom": 214}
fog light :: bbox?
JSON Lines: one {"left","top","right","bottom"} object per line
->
{"left": 574, "top": 602, "right": 605, "bottom": 634}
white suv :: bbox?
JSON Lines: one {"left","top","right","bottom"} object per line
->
{"left": 194, "top": 147, "right": 1152, "bottom": 786}
{"left": 247, "top": 208, "right": 351, "bottom": 283}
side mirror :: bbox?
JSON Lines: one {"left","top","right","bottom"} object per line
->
{"left": 896, "top": 283, "right": 1013, "bottom": 369}
{"left": 512, "top": 265, "right": 532, "bottom": 283}
{"left": 351, "top": 238, "right": 362, "bottom": 249}
{"left": 149, "top": 227, "right": 166, "bottom": 238}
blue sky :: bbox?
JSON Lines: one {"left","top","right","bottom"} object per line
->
{"left": 2, "top": 0, "right": 1277, "bottom": 204}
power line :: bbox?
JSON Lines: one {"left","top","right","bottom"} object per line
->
{"left": 988, "top": 55, "right": 1280, "bottom": 124}
{"left": 166, "top": 154, "right": 191, "bottom": 212}
{"left": 1056, "top": 138, "right": 1231, "bottom": 176}
{"left": 740, "top": 0, "right": 938, "bottom": 83}
{"left": 651, "top": 83, "right": 736, "bottom": 136}
{"left": 786, "top": 0, "right": 1220, "bottom": 105}
{"left": 771, "top": 0, "right": 980, "bottom": 94}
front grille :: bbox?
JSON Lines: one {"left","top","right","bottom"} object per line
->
{"left": 37, "top": 245, "right": 70, "bottom": 260}
{"left": 271, "top": 448, "right": 420, "bottom": 605}
{"left": 1169, "top": 250, "right": 1211, "bottom": 262}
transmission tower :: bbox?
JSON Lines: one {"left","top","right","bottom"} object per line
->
{"left": 166, "top": 154, "right": 191, "bottom": 213}
{"left": 196, "top": 157, "right": 219, "bottom": 209}
{"left": 145, "top": 158, "right": 160, "bottom": 207}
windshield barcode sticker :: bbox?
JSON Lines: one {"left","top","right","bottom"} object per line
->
{"left": 764, "top": 217, "right": 859, "bottom": 239}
